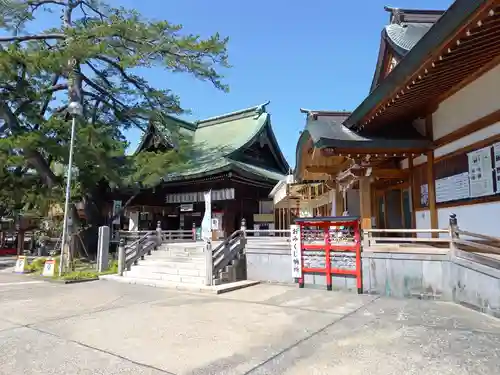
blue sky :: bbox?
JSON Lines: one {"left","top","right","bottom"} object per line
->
{"left": 35, "top": 0, "right": 455, "bottom": 165}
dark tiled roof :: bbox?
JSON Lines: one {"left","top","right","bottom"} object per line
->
{"left": 384, "top": 7, "right": 444, "bottom": 56}
{"left": 303, "top": 113, "right": 431, "bottom": 151}
{"left": 384, "top": 22, "right": 435, "bottom": 56}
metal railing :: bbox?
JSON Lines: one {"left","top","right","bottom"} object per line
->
{"left": 117, "top": 231, "right": 158, "bottom": 275}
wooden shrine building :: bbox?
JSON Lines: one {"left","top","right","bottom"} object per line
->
{"left": 292, "top": 1, "right": 500, "bottom": 238}
{"left": 115, "top": 102, "right": 289, "bottom": 238}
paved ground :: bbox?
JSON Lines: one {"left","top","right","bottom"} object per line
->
{"left": 0, "top": 270, "right": 500, "bottom": 375}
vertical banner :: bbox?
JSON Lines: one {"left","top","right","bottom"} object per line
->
{"left": 290, "top": 224, "right": 302, "bottom": 278}
{"left": 201, "top": 190, "right": 212, "bottom": 240}
{"left": 112, "top": 200, "right": 122, "bottom": 225}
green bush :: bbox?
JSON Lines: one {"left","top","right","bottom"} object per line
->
{"left": 60, "top": 270, "right": 99, "bottom": 280}
{"left": 27, "top": 257, "right": 47, "bottom": 273}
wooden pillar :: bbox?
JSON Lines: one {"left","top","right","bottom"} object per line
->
{"left": 408, "top": 154, "right": 416, "bottom": 236}
{"left": 427, "top": 151, "right": 438, "bottom": 237}
{"left": 334, "top": 186, "right": 344, "bottom": 216}
{"left": 359, "top": 177, "right": 372, "bottom": 230}
{"left": 370, "top": 186, "right": 377, "bottom": 228}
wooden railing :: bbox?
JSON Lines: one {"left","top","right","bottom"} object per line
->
{"left": 117, "top": 222, "right": 196, "bottom": 246}
{"left": 158, "top": 229, "right": 195, "bottom": 242}
{"left": 363, "top": 228, "right": 451, "bottom": 247}
{"left": 209, "top": 230, "right": 246, "bottom": 284}
{"left": 244, "top": 229, "right": 291, "bottom": 240}
{"left": 450, "top": 214, "right": 500, "bottom": 256}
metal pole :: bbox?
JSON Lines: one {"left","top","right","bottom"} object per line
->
{"left": 58, "top": 114, "right": 77, "bottom": 277}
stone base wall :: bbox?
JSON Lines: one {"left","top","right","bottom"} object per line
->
{"left": 246, "top": 241, "right": 293, "bottom": 284}
{"left": 245, "top": 241, "right": 500, "bottom": 318}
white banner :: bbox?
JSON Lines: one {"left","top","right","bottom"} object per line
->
{"left": 290, "top": 225, "right": 302, "bottom": 278}
{"left": 201, "top": 191, "right": 212, "bottom": 240}
{"left": 112, "top": 200, "right": 122, "bottom": 225}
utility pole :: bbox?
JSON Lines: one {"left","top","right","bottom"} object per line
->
{"left": 58, "top": 101, "right": 83, "bottom": 277}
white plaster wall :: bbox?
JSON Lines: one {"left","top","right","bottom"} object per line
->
{"left": 415, "top": 210, "right": 431, "bottom": 237}
{"left": 416, "top": 201, "right": 500, "bottom": 238}
{"left": 432, "top": 63, "right": 500, "bottom": 140}
{"left": 437, "top": 202, "right": 500, "bottom": 238}
{"left": 434, "top": 121, "right": 500, "bottom": 158}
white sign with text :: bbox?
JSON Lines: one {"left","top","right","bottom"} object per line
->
{"left": 290, "top": 225, "right": 302, "bottom": 278}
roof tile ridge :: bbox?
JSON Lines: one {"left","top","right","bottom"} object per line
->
{"left": 196, "top": 101, "right": 270, "bottom": 125}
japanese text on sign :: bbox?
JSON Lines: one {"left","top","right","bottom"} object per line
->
{"left": 290, "top": 225, "right": 302, "bottom": 278}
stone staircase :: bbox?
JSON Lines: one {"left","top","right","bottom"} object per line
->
{"left": 121, "top": 242, "right": 208, "bottom": 287}
{"left": 100, "top": 229, "right": 251, "bottom": 292}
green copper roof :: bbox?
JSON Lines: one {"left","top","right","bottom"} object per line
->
{"left": 140, "top": 102, "right": 287, "bottom": 184}
{"left": 193, "top": 108, "right": 269, "bottom": 156}
{"left": 346, "top": 0, "right": 486, "bottom": 128}
{"left": 163, "top": 158, "right": 285, "bottom": 183}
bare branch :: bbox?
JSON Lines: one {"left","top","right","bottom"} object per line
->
{"left": 85, "top": 61, "right": 112, "bottom": 88}
{"left": 14, "top": 82, "right": 68, "bottom": 116}
{"left": 27, "top": 0, "right": 67, "bottom": 9}
{"left": 0, "top": 33, "right": 65, "bottom": 43}
{"left": 39, "top": 74, "right": 61, "bottom": 117}
{"left": 78, "top": 1, "right": 107, "bottom": 20}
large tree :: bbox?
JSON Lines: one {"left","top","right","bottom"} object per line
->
{"left": 0, "top": 0, "right": 229, "bottom": 249}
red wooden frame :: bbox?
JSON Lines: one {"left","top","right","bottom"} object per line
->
{"left": 296, "top": 217, "right": 362, "bottom": 293}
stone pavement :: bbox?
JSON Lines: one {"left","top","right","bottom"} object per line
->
{"left": 0, "top": 271, "right": 499, "bottom": 375}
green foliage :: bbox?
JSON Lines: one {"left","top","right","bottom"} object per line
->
{"left": 60, "top": 270, "right": 99, "bottom": 280}
{"left": 0, "top": 0, "right": 229, "bottom": 219}
{"left": 26, "top": 256, "right": 47, "bottom": 273}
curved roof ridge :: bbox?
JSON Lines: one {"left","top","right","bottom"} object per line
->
{"left": 196, "top": 101, "right": 270, "bottom": 126}
{"left": 300, "top": 108, "right": 352, "bottom": 117}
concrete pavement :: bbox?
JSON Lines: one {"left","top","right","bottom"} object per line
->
{"left": 0, "top": 272, "right": 499, "bottom": 374}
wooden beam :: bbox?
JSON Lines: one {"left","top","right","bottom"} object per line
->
{"left": 372, "top": 169, "right": 410, "bottom": 179}
{"left": 352, "top": 168, "right": 409, "bottom": 179}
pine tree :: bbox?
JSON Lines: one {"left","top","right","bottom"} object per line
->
{"left": 0, "top": 0, "right": 229, "bottom": 251}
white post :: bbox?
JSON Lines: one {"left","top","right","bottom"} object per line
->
{"left": 97, "top": 226, "right": 110, "bottom": 272}
{"left": 205, "top": 240, "right": 213, "bottom": 286}
{"left": 117, "top": 239, "right": 125, "bottom": 276}
{"left": 58, "top": 104, "right": 82, "bottom": 276}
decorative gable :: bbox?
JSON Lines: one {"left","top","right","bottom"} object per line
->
{"left": 370, "top": 7, "right": 444, "bottom": 92}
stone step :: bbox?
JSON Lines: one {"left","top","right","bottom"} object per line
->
{"left": 100, "top": 275, "right": 261, "bottom": 294}
{"left": 138, "top": 259, "right": 206, "bottom": 269}
{"left": 152, "top": 249, "right": 205, "bottom": 255}
{"left": 146, "top": 256, "right": 205, "bottom": 264}
{"left": 132, "top": 264, "right": 206, "bottom": 277}
{"left": 100, "top": 275, "right": 209, "bottom": 292}
{"left": 160, "top": 252, "right": 205, "bottom": 258}
{"left": 124, "top": 269, "right": 206, "bottom": 284}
